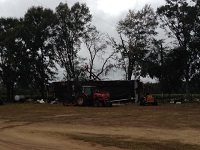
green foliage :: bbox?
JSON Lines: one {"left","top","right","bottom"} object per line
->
{"left": 157, "top": 0, "right": 200, "bottom": 98}
{"left": 22, "top": 6, "right": 58, "bottom": 97}
{"left": 0, "top": 1, "right": 200, "bottom": 101}
{"left": 116, "top": 5, "right": 158, "bottom": 80}
{"left": 0, "top": 17, "right": 22, "bottom": 100}
{"left": 54, "top": 2, "right": 92, "bottom": 81}
{"left": 0, "top": 2, "right": 93, "bottom": 100}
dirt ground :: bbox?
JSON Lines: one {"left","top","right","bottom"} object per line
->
{"left": 0, "top": 103, "right": 200, "bottom": 150}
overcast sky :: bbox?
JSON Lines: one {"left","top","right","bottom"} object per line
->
{"left": 0, "top": 0, "right": 165, "bottom": 35}
{"left": 0, "top": 0, "right": 166, "bottom": 81}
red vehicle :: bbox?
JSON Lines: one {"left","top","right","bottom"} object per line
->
{"left": 52, "top": 80, "right": 141, "bottom": 106}
{"left": 75, "top": 86, "right": 112, "bottom": 107}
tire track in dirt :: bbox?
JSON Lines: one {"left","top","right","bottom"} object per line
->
{"left": 0, "top": 122, "right": 32, "bottom": 130}
{"left": 0, "top": 120, "right": 123, "bottom": 150}
{"left": 0, "top": 139, "right": 56, "bottom": 150}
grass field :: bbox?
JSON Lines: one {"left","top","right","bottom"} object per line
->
{"left": 0, "top": 102, "right": 200, "bottom": 150}
{"left": 153, "top": 93, "right": 200, "bottom": 101}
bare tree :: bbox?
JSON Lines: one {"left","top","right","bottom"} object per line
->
{"left": 83, "top": 26, "right": 118, "bottom": 80}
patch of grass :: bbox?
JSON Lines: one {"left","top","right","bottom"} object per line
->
{"left": 63, "top": 133, "right": 200, "bottom": 150}
{"left": 153, "top": 94, "right": 200, "bottom": 100}
{"left": 0, "top": 103, "right": 200, "bottom": 129}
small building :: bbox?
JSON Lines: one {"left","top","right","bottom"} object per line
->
{"left": 51, "top": 80, "right": 143, "bottom": 103}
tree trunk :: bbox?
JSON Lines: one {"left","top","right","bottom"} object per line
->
{"left": 41, "top": 49, "right": 45, "bottom": 99}
{"left": 127, "top": 58, "right": 133, "bottom": 80}
{"left": 185, "top": 78, "right": 190, "bottom": 100}
{"left": 6, "top": 85, "right": 11, "bottom": 101}
{"left": 127, "top": 67, "right": 132, "bottom": 80}
{"left": 6, "top": 83, "right": 14, "bottom": 102}
{"left": 41, "top": 83, "right": 45, "bottom": 99}
{"left": 185, "top": 64, "right": 190, "bottom": 100}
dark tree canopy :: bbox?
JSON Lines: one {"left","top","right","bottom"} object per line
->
{"left": 1, "top": 1, "right": 200, "bottom": 101}
{"left": 157, "top": 0, "right": 200, "bottom": 98}
{"left": 0, "top": 17, "right": 23, "bottom": 101}
{"left": 54, "top": 2, "right": 92, "bottom": 81}
{"left": 21, "top": 6, "right": 58, "bottom": 98}
{"left": 116, "top": 5, "right": 158, "bottom": 80}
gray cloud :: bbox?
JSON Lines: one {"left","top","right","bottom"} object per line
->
{"left": 0, "top": 0, "right": 166, "bottom": 81}
{"left": 0, "top": 0, "right": 165, "bottom": 34}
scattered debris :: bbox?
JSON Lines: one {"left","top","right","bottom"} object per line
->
{"left": 193, "top": 98, "right": 200, "bottom": 103}
{"left": 37, "top": 99, "right": 45, "bottom": 104}
{"left": 26, "top": 98, "right": 33, "bottom": 102}
{"left": 14, "top": 95, "right": 26, "bottom": 103}
{"left": 170, "top": 99, "right": 175, "bottom": 104}
{"left": 176, "top": 102, "right": 182, "bottom": 104}
{"left": 14, "top": 95, "right": 20, "bottom": 101}
{"left": 50, "top": 99, "right": 59, "bottom": 104}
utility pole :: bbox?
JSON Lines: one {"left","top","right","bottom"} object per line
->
{"left": 160, "top": 42, "right": 164, "bottom": 102}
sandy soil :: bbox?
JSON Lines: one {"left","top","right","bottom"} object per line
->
{"left": 0, "top": 121, "right": 121, "bottom": 150}
{"left": 0, "top": 103, "right": 200, "bottom": 150}
{"left": 0, "top": 119, "right": 200, "bottom": 150}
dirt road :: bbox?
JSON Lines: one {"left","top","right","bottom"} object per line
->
{"left": 0, "top": 121, "right": 122, "bottom": 150}
{"left": 1, "top": 120, "right": 200, "bottom": 150}
{"left": 0, "top": 103, "right": 200, "bottom": 150}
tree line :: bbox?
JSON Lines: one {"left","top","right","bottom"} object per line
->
{"left": 0, "top": 0, "right": 200, "bottom": 101}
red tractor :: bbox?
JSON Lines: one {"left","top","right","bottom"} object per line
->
{"left": 75, "top": 86, "right": 112, "bottom": 107}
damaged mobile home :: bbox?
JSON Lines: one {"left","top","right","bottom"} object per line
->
{"left": 51, "top": 80, "right": 143, "bottom": 106}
